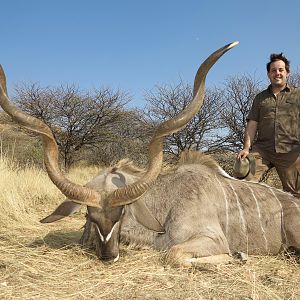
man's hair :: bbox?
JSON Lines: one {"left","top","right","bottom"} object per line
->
{"left": 266, "top": 53, "right": 290, "bottom": 73}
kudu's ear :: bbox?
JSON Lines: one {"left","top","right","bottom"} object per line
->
{"left": 40, "top": 200, "right": 82, "bottom": 223}
{"left": 127, "top": 199, "right": 165, "bottom": 233}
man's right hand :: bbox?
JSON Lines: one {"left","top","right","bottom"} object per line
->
{"left": 237, "top": 149, "right": 250, "bottom": 160}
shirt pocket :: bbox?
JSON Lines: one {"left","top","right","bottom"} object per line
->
{"left": 284, "top": 97, "right": 299, "bottom": 116}
{"left": 280, "top": 98, "right": 299, "bottom": 140}
{"left": 259, "top": 98, "right": 275, "bottom": 120}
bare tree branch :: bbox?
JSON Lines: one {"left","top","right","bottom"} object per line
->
{"left": 143, "top": 80, "right": 223, "bottom": 159}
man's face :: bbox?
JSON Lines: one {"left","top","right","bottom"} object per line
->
{"left": 267, "top": 60, "right": 290, "bottom": 88}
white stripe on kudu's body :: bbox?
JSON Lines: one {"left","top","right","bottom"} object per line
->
{"left": 247, "top": 184, "right": 269, "bottom": 252}
{"left": 269, "top": 187, "right": 288, "bottom": 243}
{"left": 291, "top": 198, "right": 300, "bottom": 212}
{"left": 215, "top": 175, "right": 230, "bottom": 235}
{"left": 228, "top": 181, "right": 247, "bottom": 235}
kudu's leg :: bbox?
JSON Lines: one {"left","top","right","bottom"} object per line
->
{"left": 164, "top": 235, "right": 233, "bottom": 268}
{"left": 282, "top": 201, "right": 300, "bottom": 254}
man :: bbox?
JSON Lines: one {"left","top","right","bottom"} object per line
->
{"left": 237, "top": 53, "right": 300, "bottom": 197}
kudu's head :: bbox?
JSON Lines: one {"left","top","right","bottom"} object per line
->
{"left": 0, "top": 41, "right": 238, "bottom": 262}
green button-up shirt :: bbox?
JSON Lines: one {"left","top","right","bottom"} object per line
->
{"left": 247, "top": 85, "right": 300, "bottom": 153}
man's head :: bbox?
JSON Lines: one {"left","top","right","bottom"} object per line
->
{"left": 267, "top": 53, "right": 290, "bottom": 89}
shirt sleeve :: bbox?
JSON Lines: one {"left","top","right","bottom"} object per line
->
{"left": 247, "top": 96, "right": 260, "bottom": 122}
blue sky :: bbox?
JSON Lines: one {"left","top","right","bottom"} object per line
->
{"left": 1, "top": 0, "right": 300, "bottom": 107}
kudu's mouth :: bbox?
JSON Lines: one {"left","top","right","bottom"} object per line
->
{"left": 94, "top": 222, "right": 122, "bottom": 262}
{"left": 98, "top": 253, "right": 120, "bottom": 263}
{"left": 95, "top": 245, "right": 120, "bottom": 263}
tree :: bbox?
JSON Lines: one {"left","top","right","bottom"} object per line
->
{"left": 14, "top": 83, "right": 131, "bottom": 169}
{"left": 218, "top": 74, "right": 262, "bottom": 152}
{"left": 289, "top": 69, "right": 300, "bottom": 87}
{"left": 143, "top": 80, "right": 224, "bottom": 159}
{"left": 85, "top": 109, "right": 152, "bottom": 166}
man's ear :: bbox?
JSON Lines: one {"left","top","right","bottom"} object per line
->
{"left": 40, "top": 200, "right": 82, "bottom": 223}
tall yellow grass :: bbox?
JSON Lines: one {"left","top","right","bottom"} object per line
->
{"left": 0, "top": 156, "right": 55, "bottom": 228}
{"left": 0, "top": 154, "right": 100, "bottom": 229}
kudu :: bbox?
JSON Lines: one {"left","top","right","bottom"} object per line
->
{"left": 6, "top": 42, "right": 298, "bottom": 267}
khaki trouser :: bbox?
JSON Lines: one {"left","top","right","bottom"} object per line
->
{"left": 251, "top": 145, "right": 300, "bottom": 197}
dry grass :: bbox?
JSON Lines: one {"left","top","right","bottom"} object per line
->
{"left": 0, "top": 156, "right": 299, "bottom": 300}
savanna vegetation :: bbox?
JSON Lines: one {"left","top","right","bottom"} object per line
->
{"left": 0, "top": 71, "right": 300, "bottom": 299}
{"left": 0, "top": 153, "right": 299, "bottom": 299}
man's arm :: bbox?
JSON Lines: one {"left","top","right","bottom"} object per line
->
{"left": 237, "top": 120, "right": 258, "bottom": 159}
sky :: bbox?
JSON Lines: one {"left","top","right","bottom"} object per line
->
{"left": 1, "top": 0, "right": 300, "bottom": 108}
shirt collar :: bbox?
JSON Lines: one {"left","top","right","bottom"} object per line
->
{"left": 267, "top": 84, "right": 291, "bottom": 93}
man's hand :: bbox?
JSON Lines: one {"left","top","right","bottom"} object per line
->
{"left": 237, "top": 149, "right": 250, "bottom": 160}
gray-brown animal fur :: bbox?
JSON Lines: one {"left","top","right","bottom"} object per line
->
{"left": 81, "top": 151, "right": 300, "bottom": 266}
